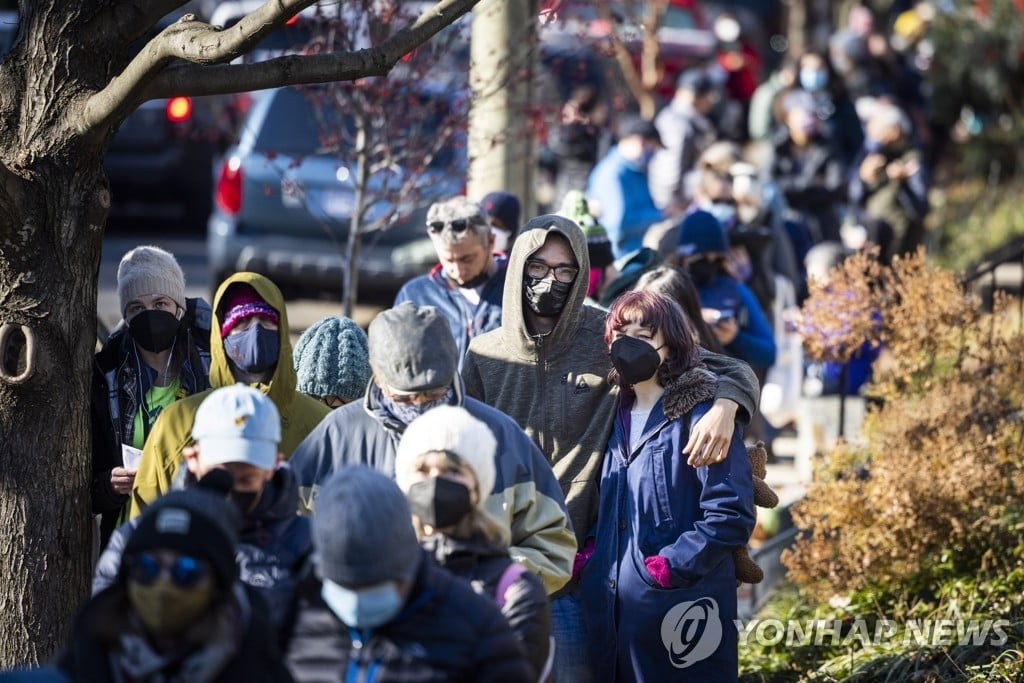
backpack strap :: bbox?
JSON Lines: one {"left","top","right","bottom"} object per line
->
{"left": 494, "top": 562, "right": 529, "bottom": 610}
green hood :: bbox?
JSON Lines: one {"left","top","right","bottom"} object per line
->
{"left": 501, "top": 214, "right": 592, "bottom": 358}
{"left": 209, "top": 272, "right": 298, "bottom": 411}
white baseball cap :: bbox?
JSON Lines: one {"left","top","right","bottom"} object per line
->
{"left": 192, "top": 384, "right": 281, "bottom": 470}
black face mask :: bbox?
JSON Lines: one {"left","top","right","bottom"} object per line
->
{"left": 407, "top": 477, "right": 473, "bottom": 529}
{"left": 457, "top": 268, "right": 491, "bottom": 290}
{"left": 229, "top": 489, "right": 261, "bottom": 515}
{"left": 523, "top": 276, "right": 573, "bottom": 317}
{"left": 128, "top": 310, "right": 181, "bottom": 353}
{"left": 223, "top": 324, "right": 279, "bottom": 375}
{"left": 610, "top": 336, "right": 663, "bottom": 385}
{"left": 687, "top": 259, "right": 721, "bottom": 287}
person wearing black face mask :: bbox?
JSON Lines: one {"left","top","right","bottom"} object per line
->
{"left": 288, "top": 300, "right": 575, "bottom": 602}
{"left": 93, "top": 384, "right": 314, "bottom": 645}
{"left": 91, "top": 246, "right": 212, "bottom": 549}
{"left": 394, "top": 196, "right": 512, "bottom": 372}
{"left": 396, "top": 406, "right": 553, "bottom": 682}
{"left": 129, "top": 274, "right": 330, "bottom": 519}
{"left": 577, "top": 289, "right": 755, "bottom": 681}
{"left": 677, "top": 210, "right": 777, "bottom": 374}
{"left": 462, "top": 215, "right": 762, "bottom": 683}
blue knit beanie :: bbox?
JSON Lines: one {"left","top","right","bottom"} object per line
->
{"left": 677, "top": 210, "right": 729, "bottom": 257}
{"left": 293, "top": 316, "right": 371, "bottom": 401}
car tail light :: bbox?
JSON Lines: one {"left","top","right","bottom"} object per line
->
{"left": 215, "top": 157, "right": 243, "bottom": 215}
{"left": 166, "top": 96, "right": 192, "bottom": 123}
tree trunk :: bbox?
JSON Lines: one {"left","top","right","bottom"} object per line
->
{"left": 0, "top": 0, "right": 481, "bottom": 662}
{"left": 467, "top": 0, "right": 537, "bottom": 216}
{"left": 0, "top": 137, "right": 107, "bottom": 669}
{"left": 343, "top": 119, "right": 369, "bottom": 318}
{"left": 785, "top": 0, "right": 807, "bottom": 63}
{"left": 0, "top": 3, "right": 117, "bottom": 664}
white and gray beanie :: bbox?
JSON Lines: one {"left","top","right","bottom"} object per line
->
{"left": 117, "top": 245, "right": 186, "bottom": 316}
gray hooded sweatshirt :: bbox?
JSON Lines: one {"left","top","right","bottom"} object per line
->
{"left": 462, "top": 215, "right": 759, "bottom": 548}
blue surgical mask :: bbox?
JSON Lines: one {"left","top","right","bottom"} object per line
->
{"left": 799, "top": 68, "right": 828, "bottom": 92}
{"left": 321, "top": 579, "right": 405, "bottom": 630}
{"left": 706, "top": 202, "right": 738, "bottom": 232}
{"left": 223, "top": 324, "right": 279, "bottom": 375}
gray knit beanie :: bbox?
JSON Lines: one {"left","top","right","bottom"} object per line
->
{"left": 293, "top": 316, "right": 371, "bottom": 401}
{"left": 313, "top": 466, "right": 421, "bottom": 585}
{"left": 368, "top": 302, "right": 458, "bottom": 393}
{"left": 117, "top": 246, "right": 186, "bottom": 315}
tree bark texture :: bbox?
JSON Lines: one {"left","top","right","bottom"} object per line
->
{"left": 0, "top": 2, "right": 114, "bottom": 665}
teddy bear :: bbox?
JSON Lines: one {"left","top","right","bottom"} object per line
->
{"left": 734, "top": 441, "right": 780, "bottom": 585}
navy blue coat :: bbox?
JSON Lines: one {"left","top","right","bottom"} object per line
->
{"left": 283, "top": 555, "right": 532, "bottom": 682}
{"left": 697, "top": 273, "right": 776, "bottom": 371}
{"left": 579, "top": 368, "right": 755, "bottom": 682}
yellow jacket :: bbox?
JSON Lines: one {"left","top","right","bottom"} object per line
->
{"left": 130, "top": 272, "right": 330, "bottom": 517}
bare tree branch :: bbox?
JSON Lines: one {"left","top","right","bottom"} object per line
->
{"left": 79, "top": 0, "right": 322, "bottom": 135}
{"left": 143, "top": 0, "right": 479, "bottom": 98}
{"left": 78, "top": 0, "right": 477, "bottom": 137}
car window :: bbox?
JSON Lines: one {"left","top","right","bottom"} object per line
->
{"left": 254, "top": 87, "right": 458, "bottom": 169}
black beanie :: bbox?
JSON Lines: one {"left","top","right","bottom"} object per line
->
{"left": 124, "top": 488, "right": 241, "bottom": 590}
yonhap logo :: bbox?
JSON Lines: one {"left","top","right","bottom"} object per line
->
{"left": 660, "top": 597, "right": 722, "bottom": 668}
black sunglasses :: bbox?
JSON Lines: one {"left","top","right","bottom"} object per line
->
{"left": 127, "top": 552, "right": 207, "bottom": 588}
{"left": 427, "top": 217, "right": 483, "bottom": 234}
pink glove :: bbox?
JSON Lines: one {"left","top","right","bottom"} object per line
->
{"left": 645, "top": 555, "right": 673, "bottom": 588}
{"left": 572, "top": 538, "right": 596, "bottom": 580}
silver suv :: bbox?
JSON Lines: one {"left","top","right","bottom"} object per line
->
{"left": 207, "top": 85, "right": 466, "bottom": 297}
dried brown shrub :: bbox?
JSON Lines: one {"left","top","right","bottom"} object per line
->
{"left": 783, "top": 250, "right": 1024, "bottom": 601}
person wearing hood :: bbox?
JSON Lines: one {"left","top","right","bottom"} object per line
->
{"left": 395, "top": 406, "right": 553, "bottom": 681}
{"left": 91, "top": 246, "right": 212, "bottom": 549}
{"left": 461, "top": 214, "right": 761, "bottom": 682}
{"left": 129, "top": 273, "right": 330, "bottom": 517}
{"left": 289, "top": 301, "right": 575, "bottom": 595}
{"left": 61, "top": 486, "right": 291, "bottom": 683}
{"left": 394, "top": 197, "right": 508, "bottom": 369}
{"left": 95, "top": 384, "right": 313, "bottom": 644}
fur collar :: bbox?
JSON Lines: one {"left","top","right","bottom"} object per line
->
{"left": 662, "top": 365, "right": 718, "bottom": 420}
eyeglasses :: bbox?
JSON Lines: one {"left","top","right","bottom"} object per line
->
{"left": 427, "top": 217, "right": 485, "bottom": 235}
{"left": 127, "top": 552, "right": 207, "bottom": 588}
{"left": 387, "top": 386, "right": 448, "bottom": 405}
{"left": 525, "top": 260, "right": 579, "bottom": 284}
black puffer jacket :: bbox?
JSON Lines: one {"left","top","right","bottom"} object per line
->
{"left": 284, "top": 555, "right": 532, "bottom": 683}
{"left": 93, "top": 466, "right": 312, "bottom": 645}
{"left": 59, "top": 582, "right": 292, "bottom": 683}
{"left": 422, "top": 533, "right": 551, "bottom": 680}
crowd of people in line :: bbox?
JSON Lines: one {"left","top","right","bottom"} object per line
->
{"left": 3, "top": 4, "right": 941, "bottom": 681}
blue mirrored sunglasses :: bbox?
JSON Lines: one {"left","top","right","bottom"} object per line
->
{"left": 128, "top": 552, "right": 206, "bottom": 588}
